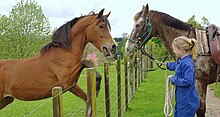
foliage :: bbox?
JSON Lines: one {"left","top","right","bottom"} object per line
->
{"left": 187, "top": 15, "right": 202, "bottom": 28}
{"left": 201, "top": 16, "right": 210, "bottom": 28}
{"left": 5, "top": 0, "right": 51, "bottom": 39}
{"left": 0, "top": 37, "right": 49, "bottom": 59}
{"left": 187, "top": 15, "right": 210, "bottom": 29}
{"left": 114, "top": 37, "right": 127, "bottom": 59}
{"left": 0, "top": 15, "right": 9, "bottom": 35}
{"left": 114, "top": 37, "right": 123, "bottom": 42}
{"left": 0, "top": 0, "right": 51, "bottom": 59}
{"left": 146, "top": 37, "right": 170, "bottom": 61}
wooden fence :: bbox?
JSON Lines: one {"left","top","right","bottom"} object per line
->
{"left": 51, "top": 50, "right": 149, "bottom": 117}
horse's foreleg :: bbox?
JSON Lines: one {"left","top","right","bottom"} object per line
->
{"left": 0, "top": 96, "right": 14, "bottom": 110}
{"left": 69, "top": 84, "right": 93, "bottom": 116}
{"left": 81, "top": 59, "right": 102, "bottom": 96}
{"left": 95, "top": 71, "right": 102, "bottom": 96}
{"left": 69, "top": 84, "right": 87, "bottom": 101}
{"left": 196, "top": 79, "right": 207, "bottom": 117}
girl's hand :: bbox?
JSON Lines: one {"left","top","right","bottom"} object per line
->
{"left": 168, "top": 75, "right": 173, "bottom": 79}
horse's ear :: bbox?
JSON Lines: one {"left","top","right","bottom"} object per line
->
{"left": 98, "top": 8, "right": 105, "bottom": 19}
{"left": 105, "top": 11, "right": 111, "bottom": 18}
{"left": 141, "top": 5, "right": 146, "bottom": 12}
{"left": 141, "top": 4, "right": 149, "bottom": 17}
{"left": 146, "top": 4, "right": 149, "bottom": 13}
{"left": 141, "top": 5, "right": 146, "bottom": 17}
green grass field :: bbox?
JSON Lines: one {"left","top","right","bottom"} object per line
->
{"left": 0, "top": 63, "right": 219, "bottom": 117}
{"left": 209, "top": 83, "right": 220, "bottom": 98}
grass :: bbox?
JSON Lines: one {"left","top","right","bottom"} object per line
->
{"left": 1, "top": 62, "right": 219, "bottom": 117}
{"left": 122, "top": 69, "right": 173, "bottom": 117}
{"left": 209, "top": 83, "right": 220, "bottom": 98}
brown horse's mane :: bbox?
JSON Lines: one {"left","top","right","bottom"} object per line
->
{"left": 40, "top": 11, "right": 97, "bottom": 53}
{"left": 149, "top": 10, "right": 192, "bottom": 31}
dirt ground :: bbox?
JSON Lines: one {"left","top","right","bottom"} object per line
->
{"left": 205, "top": 86, "right": 220, "bottom": 117}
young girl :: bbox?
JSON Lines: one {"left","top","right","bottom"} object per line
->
{"left": 166, "top": 36, "right": 200, "bottom": 117}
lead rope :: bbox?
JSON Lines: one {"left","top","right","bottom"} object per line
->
{"left": 163, "top": 68, "right": 175, "bottom": 117}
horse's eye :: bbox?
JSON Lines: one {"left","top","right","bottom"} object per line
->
{"left": 99, "top": 25, "right": 104, "bottom": 28}
{"left": 136, "top": 24, "right": 140, "bottom": 28}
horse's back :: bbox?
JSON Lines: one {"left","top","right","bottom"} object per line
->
{"left": 0, "top": 59, "right": 20, "bottom": 82}
{"left": 0, "top": 57, "right": 59, "bottom": 100}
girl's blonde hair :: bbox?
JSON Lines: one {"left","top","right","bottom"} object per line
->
{"left": 172, "top": 36, "right": 198, "bottom": 59}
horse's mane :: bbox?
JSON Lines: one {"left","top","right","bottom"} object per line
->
{"left": 149, "top": 10, "right": 192, "bottom": 31}
{"left": 40, "top": 11, "right": 97, "bottom": 53}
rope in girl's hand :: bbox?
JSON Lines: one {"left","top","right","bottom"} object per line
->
{"left": 164, "top": 69, "right": 175, "bottom": 117}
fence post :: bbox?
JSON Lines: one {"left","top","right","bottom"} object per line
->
{"left": 86, "top": 67, "right": 96, "bottom": 117}
{"left": 142, "top": 45, "right": 147, "bottom": 79}
{"left": 149, "top": 44, "right": 153, "bottom": 69}
{"left": 104, "top": 62, "right": 110, "bottom": 117}
{"left": 124, "top": 55, "right": 128, "bottom": 111}
{"left": 134, "top": 52, "right": 138, "bottom": 90}
{"left": 117, "top": 55, "right": 122, "bottom": 117}
{"left": 129, "top": 54, "right": 134, "bottom": 101}
{"left": 52, "top": 87, "right": 63, "bottom": 117}
{"left": 140, "top": 51, "right": 143, "bottom": 82}
{"left": 137, "top": 51, "right": 141, "bottom": 87}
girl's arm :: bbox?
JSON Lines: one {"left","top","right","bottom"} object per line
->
{"left": 166, "top": 62, "right": 177, "bottom": 71}
{"left": 170, "top": 63, "right": 194, "bottom": 87}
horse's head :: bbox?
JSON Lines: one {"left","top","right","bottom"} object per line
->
{"left": 84, "top": 9, "right": 117, "bottom": 58}
{"left": 125, "top": 4, "right": 151, "bottom": 54}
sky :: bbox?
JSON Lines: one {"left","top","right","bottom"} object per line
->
{"left": 0, "top": 0, "right": 219, "bottom": 38}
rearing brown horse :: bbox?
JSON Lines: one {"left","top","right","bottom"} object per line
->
{"left": 0, "top": 9, "right": 116, "bottom": 111}
{"left": 126, "top": 4, "right": 220, "bottom": 117}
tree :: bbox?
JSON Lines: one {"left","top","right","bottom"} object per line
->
{"left": 201, "top": 16, "right": 210, "bottom": 28}
{"left": 122, "top": 32, "right": 129, "bottom": 38}
{"left": 187, "top": 15, "right": 201, "bottom": 28}
{"left": 6, "top": 0, "right": 51, "bottom": 39}
{"left": 0, "top": 0, "right": 51, "bottom": 59}
{"left": 0, "top": 15, "right": 9, "bottom": 36}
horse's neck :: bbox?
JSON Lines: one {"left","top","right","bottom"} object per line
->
{"left": 71, "top": 37, "right": 86, "bottom": 58}
{"left": 152, "top": 24, "right": 192, "bottom": 57}
{"left": 41, "top": 49, "right": 80, "bottom": 67}
{"left": 41, "top": 36, "right": 87, "bottom": 67}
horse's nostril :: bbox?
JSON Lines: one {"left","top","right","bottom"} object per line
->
{"left": 112, "top": 44, "right": 117, "bottom": 54}
{"left": 127, "top": 48, "right": 129, "bottom": 52}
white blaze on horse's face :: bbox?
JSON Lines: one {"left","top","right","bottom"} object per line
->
{"left": 125, "top": 16, "right": 145, "bottom": 53}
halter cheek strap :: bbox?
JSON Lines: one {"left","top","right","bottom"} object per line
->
{"left": 139, "top": 17, "right": 152, "bottom": 48}
{"left": 128, "top": 17, "right": 167, "bottom": 70}
{"left": 128, "top": 16, "right": 152, "bottom": 49}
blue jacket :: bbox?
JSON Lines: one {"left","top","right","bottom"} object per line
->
{"left": 167, "top": 55, "right": 200, "bottom": 117}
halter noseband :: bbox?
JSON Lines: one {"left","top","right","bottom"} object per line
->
{"left": 128, "top": 16, "right": 167, "bottom": 70}
{"left": 128, "top": 16, "right": 152, "bottom": 49}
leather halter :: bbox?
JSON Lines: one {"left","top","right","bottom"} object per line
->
{"left": 128, "top": 16, "right": 167, "bottom": 70}
{"left": 128, "top": 16, "right": 152, "bottom": 49}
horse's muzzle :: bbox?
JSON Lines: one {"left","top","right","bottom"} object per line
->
{"left": 102, "top": 44, "right": 117, "bottom": 57}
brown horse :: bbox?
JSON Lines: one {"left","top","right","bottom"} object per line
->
{"left": 0, "top": 9, "right": 116, "bottom": 111}
{"left": 125, "top": 4, "right": 220, "bottom": 117}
